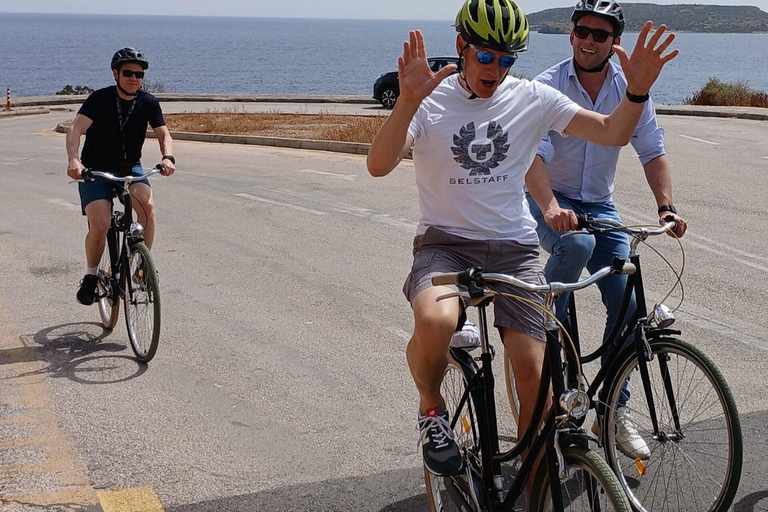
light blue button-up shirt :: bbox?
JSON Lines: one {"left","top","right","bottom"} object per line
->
{"left": 534, "top": 58, "right": 666, "bottom": 203}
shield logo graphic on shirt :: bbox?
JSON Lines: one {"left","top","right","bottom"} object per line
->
{"left": 451, "top": 121, "right": 510, "bottom": 176}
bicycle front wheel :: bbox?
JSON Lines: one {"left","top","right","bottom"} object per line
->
{"left": 123, "top": 242, "right": 161, "bottom": 363}
{"left": 97, "top": 236, "right": 120, "bottom": 330}
{"left": 424, "top": 353, "right": 482, "bottom": 512}
{"left": 530, "top": 445, "right": 632, "bottom": 512}
{"left": 602, "top": 337, "right": 742, "bottom": 512}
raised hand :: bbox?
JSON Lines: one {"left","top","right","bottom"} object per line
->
{"left": 396, "top": 30, "right": 458, "bottom": 106}
{"left": 613, "top": 21, "right": 679, "bottom": 96}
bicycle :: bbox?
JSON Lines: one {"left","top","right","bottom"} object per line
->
{"left": 504, "top": 215, "right": 742, "bottom": 512}
{"left": 81, "top": 167, "right": 163, "bottom": 363}
{"left": 424, "top": 261, "right": 635, "bottom": 512}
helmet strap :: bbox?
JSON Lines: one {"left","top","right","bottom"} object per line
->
{"left": 458, "top": 44, "right": 478, "bottom": 100}
{"left": 115, "top": 74, "right": 139, "bottom": 98}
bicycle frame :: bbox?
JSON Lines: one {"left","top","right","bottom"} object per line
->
{"left": 447, "top": 292, "right": 589, "bottom": 511}
{"left": 92, "top": 171, "right": 156, "bottom": 305}
{"left": 563, "top": 229, "right": 683, "bottom": 438}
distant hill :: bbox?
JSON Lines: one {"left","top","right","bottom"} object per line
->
{"left": 528, "top": 4, "right": 768, "bottom": 33}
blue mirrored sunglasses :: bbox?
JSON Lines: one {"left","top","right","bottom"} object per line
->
{"left": 469, "top": 44, "right": 518, "bottom": 68}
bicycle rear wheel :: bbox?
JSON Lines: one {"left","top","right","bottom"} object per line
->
{"left": 602, "top": 337, "right": 742, "bottom": 512}
{"left": 97, "top": 232, "right": 120, "bottom": 330}
{"left": 424, "top": 353, "right": 482, "bottom": 512}
{"left": 123, "top": 242, "right": 161, "bottom": 363}
{"left": 529, "top": 445, "right": 632, "bottom": 512}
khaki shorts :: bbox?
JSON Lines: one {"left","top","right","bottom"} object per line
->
{"left": 403, "top": 226, "right": 547, "bottom": 341}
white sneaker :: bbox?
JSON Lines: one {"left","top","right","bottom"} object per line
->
{"left": 591, "top": 408, "right": 650, "bottom": 461}
{"left": 449, "top": 321, "right": 481, "bottom": 350}
{"left": 615, "top": 406, "right": 651, "bottom": 460}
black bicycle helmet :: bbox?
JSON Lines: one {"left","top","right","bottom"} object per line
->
{"left": 571, "top": 0, "right": 625, "bottom": 37}
{"left": 111, "top": 47, "right": 149, "bottom": 70}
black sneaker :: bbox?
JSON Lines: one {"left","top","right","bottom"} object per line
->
{"left": 76, "top": 274, "right": 99, "bottom": 305}
{"left": 418, "top": 406, "right": 463, "bottom": 476}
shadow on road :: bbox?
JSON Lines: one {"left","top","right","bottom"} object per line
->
{"left": 166, "top": 467, "right": 431, "bottom": 512}
{"left": 0, "top": 322, "right": 147, "bottom": 384}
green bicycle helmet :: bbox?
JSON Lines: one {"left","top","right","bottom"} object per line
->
{"left": 455, "top": 0, "right": 530, "bottom": 53}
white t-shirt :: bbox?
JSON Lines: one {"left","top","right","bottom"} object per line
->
{"left": 407, "top": 74, "right": 581, "bottom": 243}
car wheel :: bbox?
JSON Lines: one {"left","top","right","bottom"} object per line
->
{"left": 380, "top": 88, "right": 397, "bottom": 109}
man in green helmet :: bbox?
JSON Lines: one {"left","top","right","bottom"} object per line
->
{"left": 367, "top": 0, "right": 678, "bottom": 477}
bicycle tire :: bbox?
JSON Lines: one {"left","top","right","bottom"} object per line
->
{"left": 424, "top": 354, "right": 482, "bottom": 512}
{"left": 601, "top": 337, "right": 742, "bottom": 512}
{"left": 97, "top": 234, "right": 120, "bottom": 330}
{"left": 529, "top": 445, "right": 632, "bottom": 512}
{"left": 123, "top": 242, "right": 161, "bottom": 363}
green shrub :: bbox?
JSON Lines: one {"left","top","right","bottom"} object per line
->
{"left": 684, "top": 78, "right": 768, "bottom": 107}
{"left": 55, "top": 85, "right": 94, "bottom": 95}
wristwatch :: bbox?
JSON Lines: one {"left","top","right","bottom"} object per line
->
{"left": 162, "top": 155, "right": 176, "bottom": 165}
{"left": 626, "top": 90, "right": 650, "bottom": 103}
{"left": 658, "top": 204, "right": 677, "bottom": 216}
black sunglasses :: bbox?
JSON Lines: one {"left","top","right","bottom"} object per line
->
{"left": 120, "top": 69, "right": 145, "bottom": 79}
{"left": 573, "top": 25, "right": 615, "bottom": 43}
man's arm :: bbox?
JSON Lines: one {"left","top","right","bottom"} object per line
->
{"left": 65, "top": 114, "right": 93, "bottom": 180}
{"left": 367, "top": 104, "right": 417, "bottom": 177}
{"left": 525, "top": 156, "right": 578, "bottom": 231}
{"left": 643, "top": 155, "right": 686, "bottom": 237}
{"left": 367, "top": 30, "right": 456, "bottom": 178}
{"left": 153, "top": 125, "right": 175, "bottom": 176}
{"left": 564, "top": 22, "right": 678, "bottom": 147}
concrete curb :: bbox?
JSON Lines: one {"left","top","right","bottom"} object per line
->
{"left": 0, "top": 107, "right": 51, "bottom": 118}
{"left": 17, "top": 93, "right": 378, "bottom": 107}
{"left": 19, "top": 94, "right": 768, "bottom": 121}
{"left": 55, "top": 122, "right": 379, "bottom": 158}
{"left": 656, "top": 105, "right": 768, "bottom": 121}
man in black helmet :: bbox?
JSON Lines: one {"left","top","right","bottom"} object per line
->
{"left": 66, "top": 47, "right": 175, "bottom": 306}
{"left": 525, "top": 0, "right": 687, "bottom": 460}
{"left": 368, "top": 0, "right": 679, "bottom": 478}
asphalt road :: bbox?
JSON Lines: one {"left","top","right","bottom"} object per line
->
{"left": 1, "top": 108, "right": 767, "bottom": 511}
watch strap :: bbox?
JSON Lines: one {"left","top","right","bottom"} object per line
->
{"left": 626, "top": 90, "right": 650, "bottom": 103}
{"left": 658, "top": 204, "right": 677, "bottom": 215}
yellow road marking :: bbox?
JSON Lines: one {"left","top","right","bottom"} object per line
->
{"left": 97, "top": 486, "right": 165, "bottom": 512}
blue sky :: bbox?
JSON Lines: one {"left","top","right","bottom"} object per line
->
{"left": 2, "top": 0, "right": 767, "bottom": 19}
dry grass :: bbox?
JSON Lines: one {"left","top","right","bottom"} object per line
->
{"left": 165, "top": 111, "right": 388, "bottom": 143}
{"left": 684, "top": 78, "right": 768, "bottom": 108}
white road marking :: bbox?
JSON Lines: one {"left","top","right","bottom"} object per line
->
{"left": 234, "top": 193, "right": 327, "bottom": 216}
{"left": 295, "top": 169, "right": 357, "bottom": 181}
{"left": 678, "top": 303, "right": 768, "bottom": 351}
{"left": 45, "top": 198, "right": 80, "bottom": 211}
{"left": 622, "top": 208, "right": 768, "bottom": 273}
{"left": 0, "top": 161, "right": 20, "bottom": 166}
{"left": 679, "top": 134, "right": 720, "bottom": 146}
{"left": 250, "top": 185, "right": 418, "bottom": 232}
{"left": 763, "top": 156, "right": 768, "bottom": 160}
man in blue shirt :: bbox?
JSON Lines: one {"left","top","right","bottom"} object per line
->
{"left": 525, "top": 0, "right": 687, "bottom": 460}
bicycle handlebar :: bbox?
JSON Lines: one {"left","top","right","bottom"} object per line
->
{"left": 431, "top": 258, "right": 635, "bottom": 297}
{"left": 577, "top": 213, "right": 675, "bottom": 237}
{"left": 81, "top": 165, "right": 163, "bottom": 183}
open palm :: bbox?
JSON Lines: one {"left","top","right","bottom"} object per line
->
{"left": 613, "top": 21, "right": 679, "bottom": 95}
{"left": 397, "top": 30, "right": 458, "bottom": 106}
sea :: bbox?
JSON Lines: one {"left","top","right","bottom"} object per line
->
{"left": 1, "top": 13, "right": 767, "bottom": 104}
